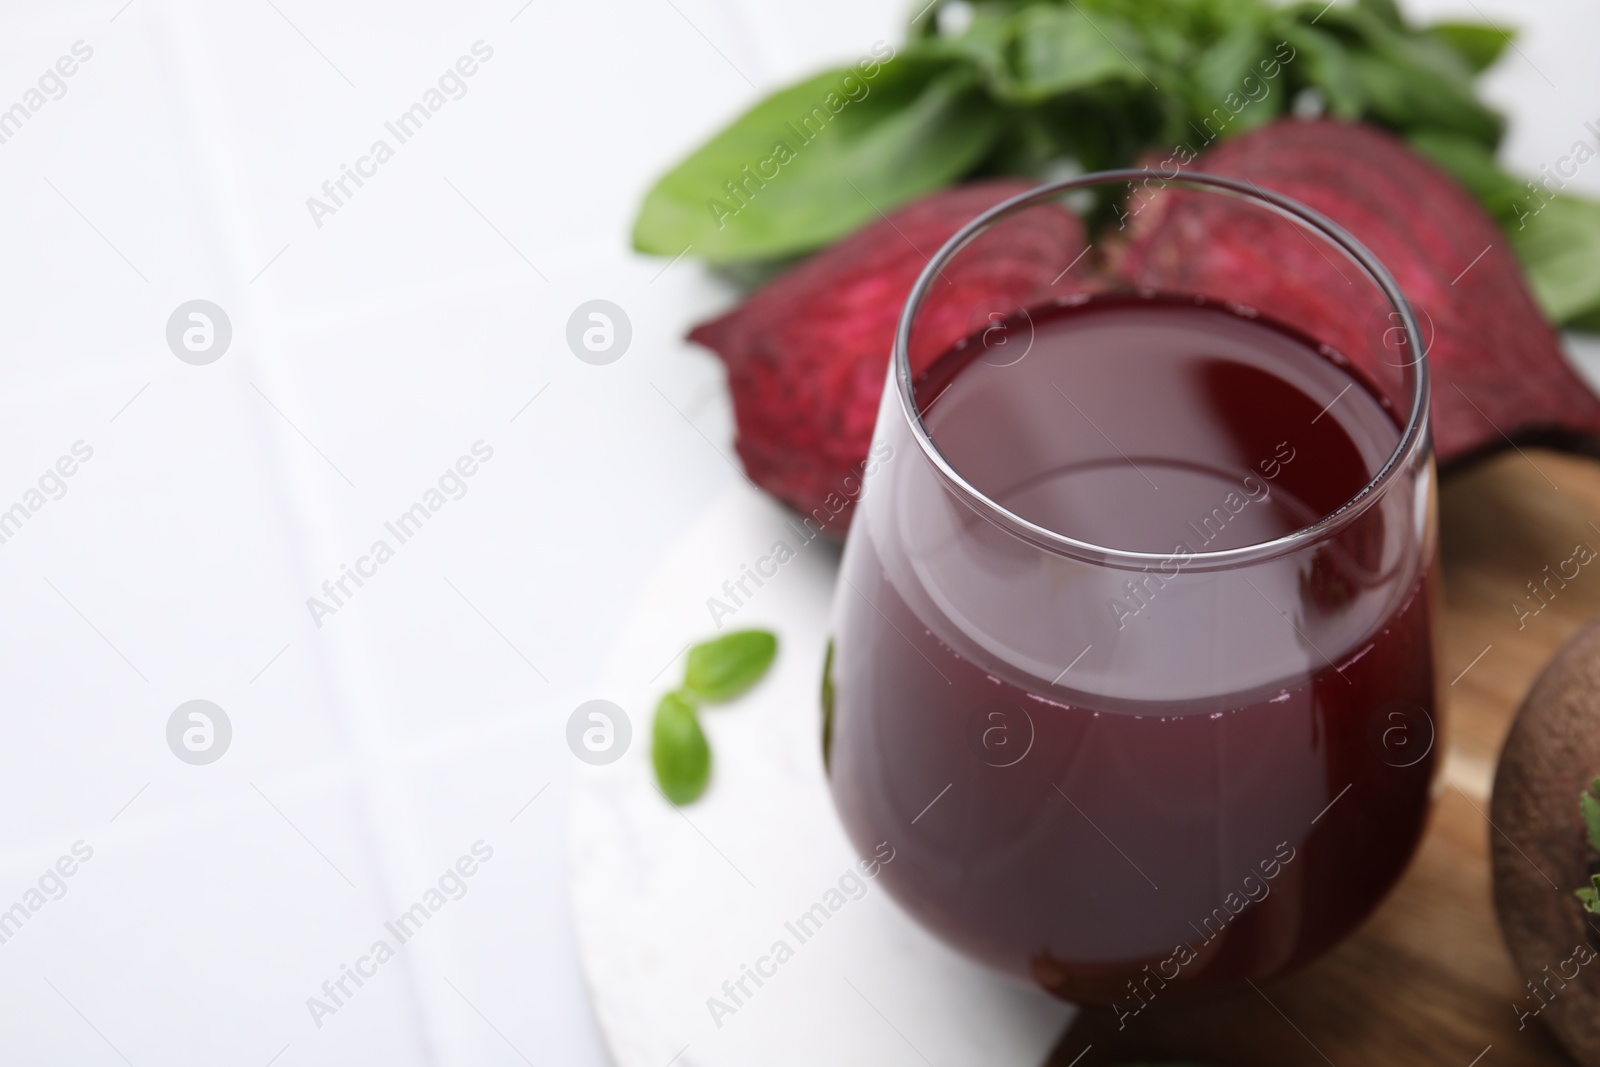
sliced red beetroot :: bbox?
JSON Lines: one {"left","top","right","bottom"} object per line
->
{"left": 1113, "top": 118, "right": 1600, "bottom": 467}
{"left": 688, "top": 180, "right": 1088, "bottom": 534}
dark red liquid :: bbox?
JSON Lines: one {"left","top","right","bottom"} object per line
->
{"left": 826, "top": 294, "right": 1438, "bottom": 1006}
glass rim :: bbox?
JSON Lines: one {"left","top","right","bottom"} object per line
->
{"left": 891, "top": 168, "right": 1433, "bottom": 573}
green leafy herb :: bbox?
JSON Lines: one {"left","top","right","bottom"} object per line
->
{"left": 1281, "top": 23, "right": 1365, "bottom": 118}
{"left": 648, "top": 629, "right": 779, "bottom": 804}
{"left": 1577, "top": 777, "right": 1600, "bottom": 916}
{"left": 1513, "top": 197, "right": 1600, "bottom": 328}
{"left": 684, "top": 630, "right": 780, "bottom": 703}
{"left": 633, "top": 0, "right": 1600, "bottom": 331}
{"left": 1427, "top": 21, "right": 1514, "bottom": 74}
{"left": 1004, "top": 6, "right": 1153, "bottom": 103}
{"left": 1582, "top": 777, "right": 1600, "bottom": 851}
{"left": 1579, "top": 881, "right": 1600, "bottom": 915}
{"left": 820, "top": 639, "right": 837, "bottom": 774}
{"left": 652, "top": 691, "right": 712, "bottom": 805}
{"left": 632, "top": 56, "right": 1000, "bottom": 264}
{"left": 1345, "top": 39, "right": 1502, "bottom": 147}
{"left": 1354, "top": 0, "right": 1404, "bottom": 29}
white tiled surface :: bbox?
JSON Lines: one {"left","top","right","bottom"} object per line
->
{"left": 0, "top": 2, "right": 1595, "bottom": 1065}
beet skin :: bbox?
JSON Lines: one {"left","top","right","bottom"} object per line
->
{"left": 688, "top": 180, "right": 1089, "bottom": 534}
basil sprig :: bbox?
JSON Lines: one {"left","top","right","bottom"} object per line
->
{"left": 651, "top": 630, "right": 779, "bottom": 805}
{"left": 634, "top": 0, "right": 1600, "bottom": 330}
{"left": 685, "top": 630, "right": 779, "bottom": 703}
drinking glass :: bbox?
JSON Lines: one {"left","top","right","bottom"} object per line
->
{"left": 823, "top": 171, "right": 1438, "bottom": 1005}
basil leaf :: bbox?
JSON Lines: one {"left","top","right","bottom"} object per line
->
{"left": 1087, "top": 0, "right": 1258, "bottom": 50}
{"left": 1296, "top": 4, "right": 1501, "bottom": 146}
{"left": 631, "top": 55, "right": 1003, "bottom": 264}
{"left": 1027, "top": 85, "right": 1169, "bottom": 172}
{"left": 1355, "top": 0, "right": 1404, "bottom": 30}
{"left": 1565, "top": 305, "right": 1600, "bottom": 335}
{"left": 911, "top": 6, "right": 1015, "bottom": 90}
{"left": 1582, "top": 778, "right": 1600, "bottom": 852}
{"left": 1186, "top": 21, "right": 1283, "bottom": 136}
{"left": 1427, "top": 21, "right": 1513, "bottom": 74}
{"left": 1190, "top": 21, "right": 1265, "bottom": 102}
{"left": 685, "top": 630, "right": 778, "bottom": 703}
{"left": 1281, "top": 24, "right": 1365, "bottom": 118}
{"left": 820, "top": 639, "right": 837, "bottom": 775}
{"left": 652, "top": 692, "right": 711, "bottom": 805}
{"left": 1347, "top": 47, "right": 1502, "bottom": 147}
{"left": 1004, "top": 6, "right": 1153, "bottom": 103}
{"left": 1512, "top": 195, "right": 1600, "bottom": 327}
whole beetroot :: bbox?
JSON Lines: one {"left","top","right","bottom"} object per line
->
{"left": 688, "top": 180, "right": 1088, "bottom": 534}
{"left": 1492, "top": 614, "right": 1600, "bottom": 1065}
{"left": 1114, "top": 118, "right": 1600, "bottom": 467}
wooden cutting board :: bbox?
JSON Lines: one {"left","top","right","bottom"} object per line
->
{"left": 1048, "top": 448, "right": 1600, "bottom": 1067}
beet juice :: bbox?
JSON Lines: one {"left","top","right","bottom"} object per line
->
{"left": 825, "top": 292, "right": 1438, "bottom": 1007}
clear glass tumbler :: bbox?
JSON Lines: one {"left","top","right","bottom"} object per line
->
{"left": 823, "top": 171, "right": 1438, "bottom": 1006}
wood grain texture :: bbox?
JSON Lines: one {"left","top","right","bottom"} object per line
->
{"left": 1048, "top": 450, "right": 1600, "bottom": 1067}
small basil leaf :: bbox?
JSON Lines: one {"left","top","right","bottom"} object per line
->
{"left": 910, "top": 6, "right": 1014, "bottom": 91}
{"left": 1190, "top": 21, "right": 1265, "bottom": 103}
{"left": 1185, "top": 21, "right": 1284, "bottom": 137}
{"left": 820, "top": 639, "right": 837, "bottom": 774}
{"left": 1303, "top": 4, "right": 1502, "bottom": 143}
{"left": 1347, "top": 46, "right": 1503, "bottom": 147}
{"left": 1355, "top": 0, "right": 1404, "bottom": 30}
{"left": 1029, "top": 85, "right": 1169, "bottom": 172}
{"left": 631, "top": 55, "right": 1003, "bottom": 264}
{"left": 685, "top": 630, "right": 778, "bottom": 703}
{"left": 652, "top": 692, "right": 711, "bottom": 805}
{"left": 1579, "top": 877, "right": 1600, "bottom": 915}
{"left": 1427, "top": 21, "right": 1513, "bottom": 74}
{"left": 1582, "top": 778, "right": 1600, "bottom": 852}
{"left": 1006, "top": 6, "right": 1152, "bottom": 104}
{"left": 1281, "top": 24, "right": 1366, "bottom": 118}
{"left": 1511, "top": 195, "right": 1600, "bottom": 327}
